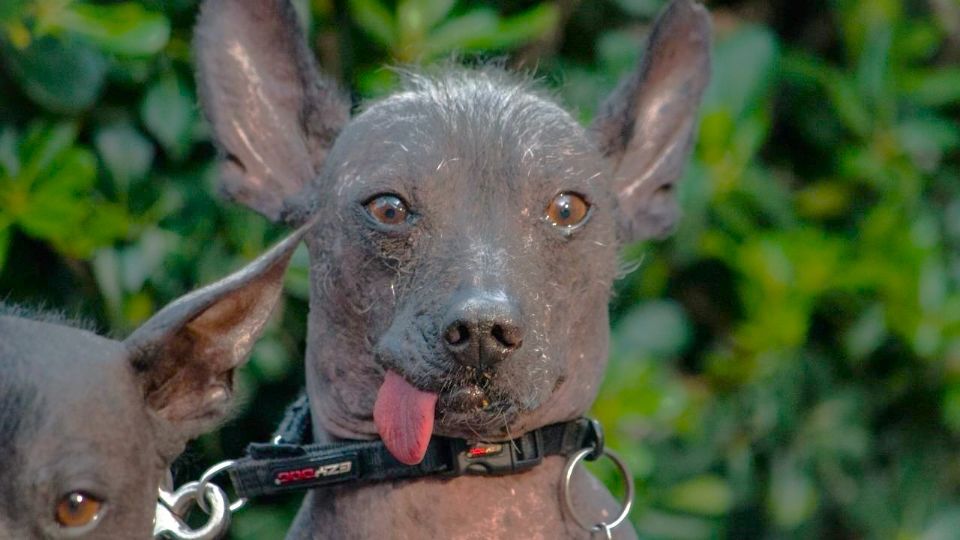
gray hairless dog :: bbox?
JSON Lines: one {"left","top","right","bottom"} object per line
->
{"left": 194, "top": 0, "right": 710, "bottom": 537}
{"left": 0, "top": 229, "right": 302, "bottom": 539}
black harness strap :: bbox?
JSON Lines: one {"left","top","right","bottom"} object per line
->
{"left": 227, "top": 394, "right": 603, "bottom": 499}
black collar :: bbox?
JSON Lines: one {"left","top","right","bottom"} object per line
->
{"left": 226, "top": 394, "right": 604, "bottom": 499}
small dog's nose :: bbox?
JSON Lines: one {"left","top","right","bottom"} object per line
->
{"left": 442, "top": 292, "right": 524, "bottom": 368}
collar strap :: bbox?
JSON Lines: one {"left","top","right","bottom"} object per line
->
{"left": 226, "top": 397, "right": 604, "bottom": 499}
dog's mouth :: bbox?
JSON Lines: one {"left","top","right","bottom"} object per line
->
{"left": 373, "top": 369, "right": 517, "bottom": 465}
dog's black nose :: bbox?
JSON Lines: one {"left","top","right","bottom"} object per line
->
{"left": 442, "top": 292, "right": 523, "bottom": 368}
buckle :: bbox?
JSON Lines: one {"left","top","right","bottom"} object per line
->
{"left": 447, "top": 430, "right": 544, "bottom": 476}
{"left": 583, "top": 418, "right": 604, "bottom": 461}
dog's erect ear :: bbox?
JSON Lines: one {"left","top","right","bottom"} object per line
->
{"left": 124, "top": 227, "right": 305, "bottom": 442}
{"left": 591, "top": 0, "right": 711, "bottom": 243}
{"left": 194, "top": 0, "right": 349, "bottom": 222}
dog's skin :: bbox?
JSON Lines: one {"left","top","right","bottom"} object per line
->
{"left": 194, "top": 0, "right": 710, "bottom": 537}
{"left": 0, "top": 230, "right": 301, "bottom": 539}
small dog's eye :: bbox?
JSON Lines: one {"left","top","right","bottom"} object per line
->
{"left": 55, "top": 491, "right": 103, "bottom": 528}
{"left": 545, "top": 192, "right": 590, "bottom": 228}
{"left": 365, "top": 194, "right": 410, "bottom": 226}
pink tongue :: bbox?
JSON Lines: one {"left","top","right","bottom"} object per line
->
{"left": 374, "top": 371, "right": 438, "bottom": 465}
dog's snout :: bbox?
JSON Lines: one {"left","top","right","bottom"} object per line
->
{"left": 442, "top": 292, "right": 524, "bottom": 368}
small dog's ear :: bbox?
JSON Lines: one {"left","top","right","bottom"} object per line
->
{"left": 591, "top": 0, "right": 711, "bottom": 243}
{"left": 194, "top": 0, "right": 349, "bottom": 223}
{"left": 124, "top": 226, "right": 305, "bottom": 443}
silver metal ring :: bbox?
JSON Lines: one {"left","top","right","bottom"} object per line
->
{"left": 561, "top": 447, "right": 635, "bottom": 534}
{"left": 196, "top": 460, "right": 247, "bottom": 513}
{"left": 155, "top": 482, "right": 232, "bottom": 540}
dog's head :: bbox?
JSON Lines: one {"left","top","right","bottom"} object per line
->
{"left": 195, "top": 0, "right": 710, "bottom": 463}
{"left": 0, "top": 233, "right": 298, "bottom": 538}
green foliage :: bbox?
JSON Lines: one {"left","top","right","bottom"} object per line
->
{"left": 1, "top": 0, "right": 959, "bottom": 538}
{"left": 348, "top": 0, "right": 558, "bottom": 61}
{"left": 0, "top": 121, "right": 129, "bottom": 260}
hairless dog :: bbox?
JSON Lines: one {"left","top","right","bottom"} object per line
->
{"left": 194, "top": 0, "right": 710, "bottom": 536}
{"left": 0, "top": 229, "right": 302, "bottom": 539}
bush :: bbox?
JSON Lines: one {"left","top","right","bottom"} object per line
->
{"left": 2, "top": 0, "right": 958, "bottom": 538}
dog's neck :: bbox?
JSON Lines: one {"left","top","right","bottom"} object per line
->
{"left": 295, "top": 379, "right": 635, "bottom": 539}
{"left": 286, "top": 453, "right": 635, "bottom": 540}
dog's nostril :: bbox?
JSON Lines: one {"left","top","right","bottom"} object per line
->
{"left": 444, "top": 322, "right": 470, "bottom": 347}
{"left": 442, "top": 292, "right": 524, "bottom": 366}
{"left": 491, "top": 323, "right": 521, "bottom": 349}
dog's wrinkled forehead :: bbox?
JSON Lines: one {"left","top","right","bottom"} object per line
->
{"left": 0, "top": 316, "right": 138, "bottom": 446}
{"left": 327, "top": 69, "right": 604, "bottom": 197}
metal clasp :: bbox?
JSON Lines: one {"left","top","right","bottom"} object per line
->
{"left": 154, "top": 460, "right": 245, "bottom": 539}
{"left": 154, "top": 482, "right": 231, "bottom": 540}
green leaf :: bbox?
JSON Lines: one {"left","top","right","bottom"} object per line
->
{"left": 17, "top": 147, "right": 97, "bottom": 239}
{"left": 19, "top": 121, "right": 78, "bottom": 187}
{"left": 488, "top": 3, "right": 558, "bottom": 50}
{"left": 356, "top": 67, "right": 400, "bottom": 98}
{"left": 424, "top": 9, "right": 498, "bottom": 57}
{"left": 427, "top": 4, "right": 559, "bottom": 54}
{"left": 408, "top": 0, "right": 455, "bottom": 30}
{"left": 901, "top": 68, "right": 960, "bottom": 107}
{"left": 855, "top": 24, "right": 893, "bottom": 122}
{"left": 348, "top": 0, "right": 396, "bottom": 48}
{"left": 50, "top": 2, "right": 170, "bottom": 57}
{"left": 0, "top": 36, "right": 107, "bottom": 113}
{"left": 68, "top": 202, "right": 129, "bottom": 258}
{"left": 835, "top": 0, "right": 900, "bottom": 63}
{"left": 140, "top": 75, "right": 195, "bottom": 160}
{"left": 94, "top": 122, "right": 154, "bottom": 194}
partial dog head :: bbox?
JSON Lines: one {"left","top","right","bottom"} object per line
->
{"left": 0, "top": 232, "right": 299, "bottom": 538}
{"left": 195, "top": 0, "right": 710, "bottom": 463}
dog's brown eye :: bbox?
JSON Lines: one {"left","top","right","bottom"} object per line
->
{"left": 365, "top": 194, "right": 410, "bottom": 226}
{"left": 55, "top": 491, "right": 103, "bottom": 528}
{"left": 545, "top": 192, "right": 590, "bottom": 228}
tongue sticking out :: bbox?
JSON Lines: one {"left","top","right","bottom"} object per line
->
{"left": 374, "top": 371, "right": 439, "bottom": 465}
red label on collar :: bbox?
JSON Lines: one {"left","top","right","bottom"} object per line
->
{"left": 274, "top": 460, "right": 355, "bottom": 486}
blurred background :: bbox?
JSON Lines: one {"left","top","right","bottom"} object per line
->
{"left": 2, "top": 0, "right": 959, "bottom": 538}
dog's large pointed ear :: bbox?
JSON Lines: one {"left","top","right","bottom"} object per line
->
{"left": 124, "top": 227, "right": 305, "bottom": 442}
{"left": 591, "top": 0, "right": 711, "bottom": 243}
{"left": 194, "top": 0, "right": 349, "bottom": 223}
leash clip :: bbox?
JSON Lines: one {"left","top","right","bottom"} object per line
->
{"left": 153, "top": 460, "right": 246, "bottom": 540}
{"left": 447, "top": 429, "right": 544, "bottom": 476}
{"left": 153, "top": 482, "right": 231, "bottom": 540}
